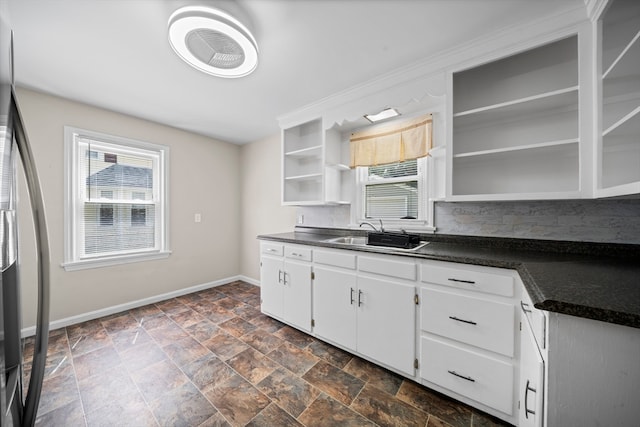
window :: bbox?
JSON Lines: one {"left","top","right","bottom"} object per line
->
{"left": 350, "top": 113, "right": 434, "bottom": 231}
{"left": 355, "top": 157, "right": 433, "bottom": 230}
{"left": 64, "top": 127, "right": 170, "bottom": 270}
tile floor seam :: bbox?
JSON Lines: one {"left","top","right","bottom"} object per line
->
{"left": 64, "top": 328, "right": 90, "bottom": 427}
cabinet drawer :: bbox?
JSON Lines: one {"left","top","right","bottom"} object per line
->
{"left": 314, "top": 249, "right": 356, "bottom": 269}
{"left": 421, "top": 288, "right": 515, "bottom": 356}
{"left": 421, "top": 260, "right": 514, "bottom": 297}
{"left": 520, "top": 284, "right": 546, "bottom": 351}
{"left": 285, "top": 245, "right": 312, "bottom": 262}
{"left": 421, "top": 337, "right": 514, "bottom": 415}
{"left": 261, "top": 242, "right": 284, "bottom": 256}
{"left": 359, "top": 255, "right": 416, "bottom": 281}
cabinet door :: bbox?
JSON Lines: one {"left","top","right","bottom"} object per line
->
{"left": 283, "top": 260, "right": 312, "bottom": 332}
{"left": 260, "top": 256, "right": 283, "bottom": 318}
{"left": 357, "top": 275, "right": 416, "bottom": 376}
{"left": 312, "top": 266, "right": 357, "bottom": 350}
{"left": 519, "top": 319, "right": 545, "bottom": 427}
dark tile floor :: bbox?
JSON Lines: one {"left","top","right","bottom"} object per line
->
{"left": 22, "top": 281, "right": 511, "bottom": 427}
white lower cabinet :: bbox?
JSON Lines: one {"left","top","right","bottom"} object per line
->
{"left": 260, "top": 242, "right": 551, "bottom": 426}
{"left": 312, "top": 264, "right": 357, "bottom": 350}
{"left": 312, "top": 249, "right": 416, "bottom": 376}
{"left": 260, "top": 243, "right": 312, "bottom": 332}
{"left": 519, "top": 315, "right": 545, "bottom": 427}
{"left": 419, "top": 259, "right": 519, "bottom": 424}
{"left": 356, "top": 274, "right": 416, "bottom": 376}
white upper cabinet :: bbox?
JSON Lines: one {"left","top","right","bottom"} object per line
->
{"left": 278, "top": 71, "right": 446, "bottom": 206}
{"left": 448, "top": 33, "right": 589, "bottom": 201}
{"left": 596, "top": 0, "right": 640, "bottom": 197}
{"left": 281, "top": 117, "right": 350, "bottom": 205}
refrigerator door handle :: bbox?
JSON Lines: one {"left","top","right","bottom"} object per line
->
{"left": 10, "top": 92, "right": 50, "bottom": 427}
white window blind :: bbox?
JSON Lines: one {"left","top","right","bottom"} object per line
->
{"left": 79, "top": 139, "right": 158, "bottom": 257}
{"left": 364, "top": 160, "right": 419, "bottom": 219}
{"left": 64, "top": 127, "right": 169, "bottom": 270}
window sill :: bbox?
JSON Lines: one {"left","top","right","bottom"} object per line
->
{"left": 62, "top": 250, "right": 172, "bottom": 271}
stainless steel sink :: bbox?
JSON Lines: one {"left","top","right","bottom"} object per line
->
{"left": 323, "top": 236, "right": 429, "bottom": 251}
{"left": 324, "top": 236, "right": 367, "bottom": 245}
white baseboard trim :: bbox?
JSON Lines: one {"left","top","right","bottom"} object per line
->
{"left": 22, "top": 275, "right": 257, "bottom": 337}
{"left": 238, "top": 275, "right": 260, "bottom": 287}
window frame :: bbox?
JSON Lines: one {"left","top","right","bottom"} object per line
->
{"left": 352, "top": 156, "right": 435, "bottom": 232}
{"left": 63, "top": 126, "right": 171, "bottom": 271}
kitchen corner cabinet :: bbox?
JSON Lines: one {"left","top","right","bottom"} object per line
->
{"left": 448, "top": 34, "right": 586, "bottom": 201}
{"left": 281, "top": 118, "right": 349, "bottom": 205}
{"left": 596, "top": 0, "right": 640, "bottom": 197}
{"left": 518, "top": 285, "right": 546, "bottom": 427}
{"left": 312, "top": 249, "right": 416, "bottom": 376}
{"left": 259, "top": 242, "right": 312, "bottom": 332}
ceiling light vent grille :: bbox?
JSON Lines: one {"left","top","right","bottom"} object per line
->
{"left": 186, "top": 29, "right": 244, "bottom": 69}
{"left": 168, "top": 6, "right": 258, "bottom": 78}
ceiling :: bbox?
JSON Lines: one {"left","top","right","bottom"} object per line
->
{"left": 6, "top": 0, "right": 586, "bottom": 145}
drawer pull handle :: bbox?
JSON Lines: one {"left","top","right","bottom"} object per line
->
{"left": 291, "top": 252, "right": 303, "bottom": 257}
{"left": 448, "top": 278, "right": 476, "bottom": 284}
{"left": 525, "top": 380, "right": 536, "bottom": 418}
{"left": 521, "top": 301, "right": 532, "bottom": 313}
{"left": 267, "top": 248, "right": 278, "bottom": 253}
{"left": 448, "top": 370, "right": 475, "bottom": 382}
{"left": 449, "top": 316, "right": 477, "bottom": 326}
{"left": 350, "top": 288, "right": 355, "bottom": 305}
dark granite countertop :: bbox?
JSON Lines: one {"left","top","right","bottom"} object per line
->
{"left": 258, "top": 227, "right": 640, "bottom": 329}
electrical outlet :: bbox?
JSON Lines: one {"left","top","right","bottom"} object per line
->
{"left": 194, "top": 213, "right": 201, "bottom": 223}
{"left": 297, "top": 214, "right": 304, "bottom": 224}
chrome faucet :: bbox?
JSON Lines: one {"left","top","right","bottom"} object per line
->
{"left": 359, "top": 219, "right": 384, "bottom": 232}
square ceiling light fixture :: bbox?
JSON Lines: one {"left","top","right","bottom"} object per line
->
{"left": 364, "top": 108, "right": 400, "bottom": 123}
{"left": 168, "top": 6, "right": 258, "bottom": 78}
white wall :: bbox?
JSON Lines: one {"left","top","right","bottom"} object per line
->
{"left": 16, "top": 88, "right": 242, "bottom": 328}
{"left": 239, "top": 133, "right": 296, "bottom": 282}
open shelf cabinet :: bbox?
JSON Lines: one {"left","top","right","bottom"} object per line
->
{"left": 449, "top": 35, "right": 583, "bottom": 200}
{"left": 597, "top": 0, "right": 640, "bottom": 197}
{"left": 282, "top": 118, "right": 351, "bottom": 205}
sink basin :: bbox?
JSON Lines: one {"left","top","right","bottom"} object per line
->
{"left": 323, "top": 235, "right": 429, "bottom": 251}
{"left": 324, "top": 236, "right": 367, "bottom": 245}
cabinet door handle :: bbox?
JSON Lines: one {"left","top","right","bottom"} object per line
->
{"left": 521, "top": 301, "right": 532, "bottom": 313}
{"left": 283, "top": 272, "right": 288, "bottom": 286}
{"left": 358, "top": 290, "right": 363, "bottom": 307}
{"left": 278, "top": 270, "right": 283, "bottom": 284}
{"left": 448, "top": 278, "right": 476, "bottom": 284}
{"left": 525, "top": 379, "right": 536, "bottom": 418}
{"left": 449, "top": 316, "right": 477, "bottom": 326}
{"left": 448, "top": 370, "right": 475, "bottom": 382}
{"left": 350, "top": 288, "right": 355, "bottom": 305}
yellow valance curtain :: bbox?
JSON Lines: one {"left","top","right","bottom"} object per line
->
{"left": 350, "top": 114, "right": 432, "bottom": 168}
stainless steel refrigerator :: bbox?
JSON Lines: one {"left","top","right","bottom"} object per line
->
{"left": 1, "top": 5, "right": 51, "bottom": 427}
